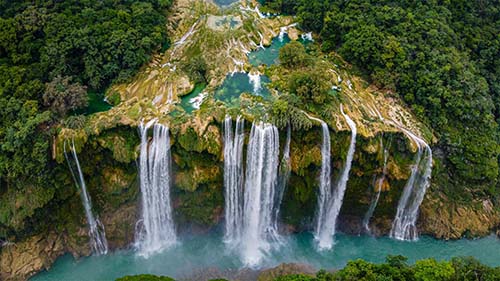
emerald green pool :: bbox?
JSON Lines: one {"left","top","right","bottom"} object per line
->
{"left": 32, "top": 233, "right": 500, "bottom": 280}
{"left": 180, "top": 83, "right": 207, "bottom": 113}
{"left": 83, "top": 92, "right": 112, "bottom": 115}
{"left": 214, "top": 73, "right": 271, "bottom": 105}
{"left": 249, "top": 35, "right": 291, "bottom": 66}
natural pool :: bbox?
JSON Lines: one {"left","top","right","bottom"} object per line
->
{"left": 180, "top": 83, "right": 207, "bottom": 114}
{"left": 249, "top": 35, "right": 291, "bottom": 67}
{"left": 32, "top": 233, "right": 500, "bottom": 280}
{"left": 214, "top": 72, "right": 271, "bottom": 105}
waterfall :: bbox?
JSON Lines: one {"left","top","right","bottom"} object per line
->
{"left": 174, "top": 20, "right": 198, "bottom": 46}
{"left": 248, "top": 72, "right": 262, "bottom": 94}
{"left": 257, "top": 32, "right": 265, "bottom": 49}
{"left": 390, "top": 128, "right": 432, "bottom": 241}
{"left": 301, "top": 32, "right": 313, "bottom": 41}
{"left": 363, "top": 137, "right": 389, "bottom": 233}
{"left": 279, "top": 23, "right": 297, "bottom": 42}
{"left": 223, "top": 115, "right": 245, "bottom": 244}
{"left": 304, "top": 115, "right": 331, "bottom": 248}
{"left": 241, "top": 122, "right": 281, "bottom": 267}
{"left": 314, "top": 104, "right": 357, "bottom": 250}
{"left": 64, "top": 139, "right": 108, "bottom": 255}
{"left": 135, "top": 120, "right": 177, "bottom": 256}
{"left": 167, "top": 84, "right": 173, "bottom": 104}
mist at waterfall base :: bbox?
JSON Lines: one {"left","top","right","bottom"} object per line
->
{"left": 32, "top": 233, "right": 500, "bottom": 281}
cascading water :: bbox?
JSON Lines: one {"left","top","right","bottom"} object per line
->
{"left": 279, "top": 23, "right": 297, "bottom": 42}
{"left": 314, "top": 105, "right": 357, "bottom": 250}
{"left": 303, "top": 114, "right": 331, "bottom": 249}
{"left": 362, "top": 137, "right": 389, "bottom": 234}
{"left": 223, "top": 115, "right": 245, "bottom": 245}
{"left": 248, "top": 72, "right": 262, "bottom": 94}
{"left": 390, "top": 127, "right": 432, "bottom": 241}
{"left": 241, "top": 122, "right": 281, "bottom": 267}
{"left": 64, "top": 140, "right": 108, "bottom": 255}
{"left": 135, "top": 120, "right": 177, "bottom": 256}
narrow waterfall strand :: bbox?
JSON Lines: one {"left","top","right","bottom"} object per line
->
{"left": 390, "top": 128, "right": 432, "bottom": 240}
{"left": 363, "top": 138, "right": 389, "bottom": 233}
{"left": 64, "top": 140, "right": 108, "bottom": 255}
{"left": 316, "top": 104, "right": 357, "bottom": 250}
{"left": 309, "top": 118, "right": 332, "bottom": 245}
{"left": 223, "top": 115, "right": 245, "bottom": 245}
{"left": 136, "top": 121, "right": 177, "bottom": 256}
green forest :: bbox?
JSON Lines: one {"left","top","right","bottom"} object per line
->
{"left": 118, "top": 256, "right": 500, "bottom": 281}
{"left": 0, "top": 0, "right": 171, "bottom": 235}
{"left": 262, "top": 0, "right": 500, "bottom": 197}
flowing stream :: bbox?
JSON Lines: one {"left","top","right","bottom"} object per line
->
{"left": 135, "top": 120, "right": 177, "bottom": 256}
{"left": 64, "top": 139, "right": 108, "bottom": 255}
{"left": 314, "top": 105, "right": 357, "bottom": 250}
{"left": 390, "top": 127, "right": 432, "bottom": 241}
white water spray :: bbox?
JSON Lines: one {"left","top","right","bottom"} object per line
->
{"left": 390, "top": 127, "right": 432, "bottom": 241}
{"left": 301, "top": 32, "right": 313, "bottom": 41}
{"left": 174, "top": 20, "right": 198, "bottom": 46}
{"left": 314, "top": 105, "right": 357, "bottom": 250}
{"left": 363, "top": 137, "right": 389, "bottom": 233}
{"left": 303, "top": 113, "right": 331, "bottom": 249}
{"left": 240, "top": 122, "right": 281, "bottom": 267}
{"left": 248, "top": 72, "right": 262, "bottom": 94}
{"left": 64, "top": 140, "right": 108, "bottom": 255}
{"left": 135, "top": 120, "right": 177, "bottom": 256}
{"left": 223, "top": 116, "right": 245, "bottom": 244}
{"left": 279, "top": 23, "right": 297, "bottom": 42}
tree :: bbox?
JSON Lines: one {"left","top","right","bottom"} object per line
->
{"left": 182, "top": 54, "right": 208, "bottom": 84}
{"left": 414, "top": 259, "right": 455, "bottom": 281}
{"left": 43, "top": 76, "right": 88, "bottom": 117}
{"left": 287, "top": 70, "right": 330, "bottom": 104}
{"left": 279, "top": 41, "right": 310, "bottom": 68}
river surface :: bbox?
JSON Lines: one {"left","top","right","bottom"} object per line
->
{"left": 32, "top": 232, "right": 500, "bottom": 280}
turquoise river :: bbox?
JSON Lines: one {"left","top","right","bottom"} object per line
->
{"left": 32, "top": 233, "right": 500, "bottom": 280}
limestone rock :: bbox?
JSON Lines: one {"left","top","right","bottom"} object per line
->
{"left": 420, "top": 194, "right": 500, "bottom": 239}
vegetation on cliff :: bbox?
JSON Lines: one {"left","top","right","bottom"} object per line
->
{"left": 0, "top": 0, "right": 171, "bottom": 238}
{"left": 261, "top": 0, "right": 500, "bottom": 199}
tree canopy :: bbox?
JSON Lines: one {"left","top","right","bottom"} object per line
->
{"left": 263, "top": 0, "right": 500, "bottom": 197}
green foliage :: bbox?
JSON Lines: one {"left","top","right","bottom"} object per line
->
{"left": 43, "top": 76, "right": 87, "bottom": 117}
{"left": 263, "top": 0, "right": 500, "bottom": 198}
{"left": 63, "top": 115, "right": 87, "bottom": 130}
{"left": 182, "top": 54, "right": 208, "bottom": 84}
{"left": 414, "top": 259, "right": 455, "bottom": 281}
{"left": 0, "top": 0, "right": 171, "bottom": 239}
{"left": 279, "top": 41, "right": 310, "bottom": 68}
{"left": 116, "top": 274, "right": 175, "bottom": 281}
{"left": 287, "top": 70, "right": 330, "bottom": 105}
{"left": 269, "top": 93, "right": 313, "bottom": 131}
{"left": 275, "top": 256, "right": 500, "bottom": 281}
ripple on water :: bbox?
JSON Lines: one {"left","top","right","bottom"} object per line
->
{"left": 31, "top": 233, "right": 500, "bottom": 281}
